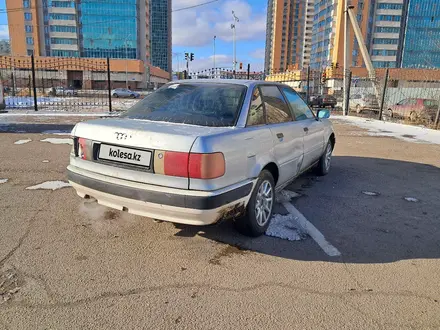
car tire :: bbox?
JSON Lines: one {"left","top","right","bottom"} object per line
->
{"left": 113, "top": 93, "right": 118, "bottom": 98}
{"left": 316, "top": 140, "right": 333, "bottom": 176}
{"left": 66, "top": 92, "right": 71, "bottom": 97}
{"left": 234, "top": 170, "right": 275, "bottom": 237}
{"left": 130, "top": 94, "right": 136, "bottom": 98}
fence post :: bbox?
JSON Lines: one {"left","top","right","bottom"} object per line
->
{"left": 434, "top": 99, "right": 440, "bottom": 129}
{"left": 31, "top": 55, "right": 38, "bottom": 111}
{"left": 107, "top": 57, "right": 112, "bottom": 113}
{"left": 378, "top": 68, "right": 389, "bottom": 121}
{"left": 344, "top": 71, "right": 352, "bottom": 116}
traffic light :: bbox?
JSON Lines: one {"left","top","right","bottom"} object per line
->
{"left": 321, "top": 71, "right": 327, "bottom": 84}
{"left": 190, "top": 53, "right": 194, "bottom": 61}
{"left": 184, "top": 53, "right": 189, "bottom": 60}
{"left": 239, "top": 62, "right": 243, "bottom": 70}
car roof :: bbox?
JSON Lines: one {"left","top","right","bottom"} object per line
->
{"left": 170, "top": 79, "right": 285, "bottom": 89}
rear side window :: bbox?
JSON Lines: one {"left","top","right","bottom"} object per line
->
{"left": 259, "top": 86, "right": 292, "bottom": 124}
{"left": 282, "top": 87, "right": 315, "bottom": 121}
{"left": 247, "top": 88, "right": 265, "bottom": 126}
{"left": 122, "top": 83, "right": 246, "bottom": 127}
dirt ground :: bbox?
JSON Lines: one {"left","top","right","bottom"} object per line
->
{"left": 0, "top": 119, "right": 439, "bottom": 329}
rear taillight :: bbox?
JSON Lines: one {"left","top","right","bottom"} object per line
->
{"left": 189, "top": 153, "right": 225, "bottom": 179}
{"left": 78, "top": 138, "right": 87, "bottom": 160}
{"left": 154, "top": 150, "right": 225, "bottom": 179}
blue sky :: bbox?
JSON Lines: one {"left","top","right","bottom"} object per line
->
{"left": 0, "top": 0, "right": 267, "bottom": 72}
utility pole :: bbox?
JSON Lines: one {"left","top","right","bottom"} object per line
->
{"left": 213, "top": 36, "right": 216, "bottom": 79}
{"left": 231, "top": 11, "right": 239, "bottom": 75}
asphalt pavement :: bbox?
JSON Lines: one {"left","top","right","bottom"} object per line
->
{"left": 0, "top": 119, "right": 439, "bottom": 329}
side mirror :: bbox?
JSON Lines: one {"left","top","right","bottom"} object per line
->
{"left": 317, "top": 108, "right": 330, "bottom": 119}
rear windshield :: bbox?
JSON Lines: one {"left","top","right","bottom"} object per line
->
{"left": 121, "top": 83, "right": 247, "bottom": 127}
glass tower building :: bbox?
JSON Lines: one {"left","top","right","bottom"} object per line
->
{"left": 150, "top": 0, "right": 172, "bottom": 73}
{"left": 401, "top": 0, "right": 440, "bottom": 68}
{"left": 79, "top": 0, "right": 138, "bottom": 59}
{"left": 8, "top": 0, "right": 173, "bottom": 73}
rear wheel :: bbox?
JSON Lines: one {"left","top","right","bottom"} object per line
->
{"left": 130, "top": 94, "right": 136, "bottom": 98}
{"left": 234, "top": 170, "right": 274, "bottom": 237}
{"left": 316, "top": 140, "right": 333, "bottom": 176}
{"left": 113, "top": 93, "right": 118, "bottom": 98}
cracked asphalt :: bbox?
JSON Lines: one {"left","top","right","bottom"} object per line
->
{"left": 0, "top": 119, "right": 440, "bottom": 329}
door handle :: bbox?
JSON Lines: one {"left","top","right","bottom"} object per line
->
{"left": 303, "top": 127, "right": 309, "bottom": 133}
{"left": 276, "top": 133, "right": 284, "bottom": 139}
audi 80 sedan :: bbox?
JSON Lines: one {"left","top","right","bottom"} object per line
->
{"left": 68, "top": 80, "right": 335, "bottom": 236}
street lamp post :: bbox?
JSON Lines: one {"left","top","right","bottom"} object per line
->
{"left": 231, "top": 11, "right": 239, "bottom": 76}
{"left": 125, "top": 34, "right": 132, "bottom": 89}
{"left": 213, "top": 36, "right": 216, "bottom": 79}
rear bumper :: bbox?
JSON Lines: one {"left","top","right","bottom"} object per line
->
{"left": 67, "top": 166, "right": 254, "bottom": 226}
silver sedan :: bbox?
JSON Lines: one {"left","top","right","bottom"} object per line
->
{"left": 68, "top": 80, "right": 335, "bottom": 236}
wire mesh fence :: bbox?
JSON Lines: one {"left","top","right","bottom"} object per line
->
{"left": 347, "top": 68, "right": 440, "bottom": 128}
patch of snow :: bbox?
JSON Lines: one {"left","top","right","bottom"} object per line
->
{"left": 266, "top": 214, "right": 306, "bottom": 241}
{"left": 40, "top": 138, "right": 72, "bottom": 145}
{"left": 362, "top": 191, "right": 380, "bottom": 196}
{"left": 14, "top": 139, "right": 32, "bottom": 145}
{"left": 26, "top": 181, "right": 71, "bottom": 191}
{"left": 404, "top": 197, "right": 419, "bottom": 202}
{"left": 42, "top": 160, "right": 50, "bottom": 163}
{"left": 0, "top": 179, "right": 8, "bottom": 184}
{"left": 276, "top": 190, "right": 301, "bottom": 203}
{"left": 332, "top": 115, "right": 440, "bottom": 145}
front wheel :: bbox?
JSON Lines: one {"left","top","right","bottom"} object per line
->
{"left": 234, "top": 170, "right": 275, "bottom": 237}
{"left": 316, "top": 140, "right": 333, "bottom": 176}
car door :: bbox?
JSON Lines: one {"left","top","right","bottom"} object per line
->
{"left": 281, "top": 86, "right": 325, "bottom": 171}
{"left": 258, "top": 85, "right": 304, "bottom": 186}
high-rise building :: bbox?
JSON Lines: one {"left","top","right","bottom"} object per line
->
{"left": 310, "top": 0, "right": 371, "bottom": 70}
{"left": 300, "top": 0, "right": 315, "bottom": 68}
{"left": 264, "top": 0, "right": 309, "bottom": 73}
{"left": 370, "top": 0, "right": 405, "bottom": 68}
{"left": 400, "top": 0, "right": 440, "bottom": 68}
{"left": 150, "top": 0, "right": 172, "bottom": 73}
{"left": 6, "top": 0, "right": 172, "bottom": 73}
{"left": 309, "top": 0, "right": 440, "bottom": 70}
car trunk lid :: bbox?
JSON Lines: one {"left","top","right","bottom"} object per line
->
{"left": 71, "top": 118, "right": 232, "bottom": 189}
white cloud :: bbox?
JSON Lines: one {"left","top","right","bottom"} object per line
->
{"left": 172, "top": 0, "right": 266, "bottom": 47}
{"left": 249, "top": 48, "right": 265, "bottom": 59}
{"left": 0, "top": 26, "right": 9, "bottom": 40}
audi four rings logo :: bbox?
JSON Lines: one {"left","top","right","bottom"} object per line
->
{"left": 115, "top": 132, "right": 129, "bottom": 140}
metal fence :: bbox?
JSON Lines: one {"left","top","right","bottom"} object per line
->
{"left": 264, "top": 67, "right": 440, "bottom": 129}
{"left": 0, "top": 55, "right": 152, "bottom": 113}
{"left": 345, "top": 68, "right": 440, "bottom": 128}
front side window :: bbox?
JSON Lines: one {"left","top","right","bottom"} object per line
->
{"left": 122, "top": 83, "right": 246, "bottom": 127}
{"left": 282, "top": 87, "right": 315, "bottom": 121}
{"left": 247, "top": 88, "right": 265, "bottom": 126}
{"left": 259, "top": 85, "right": 292, "bottom": 124}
